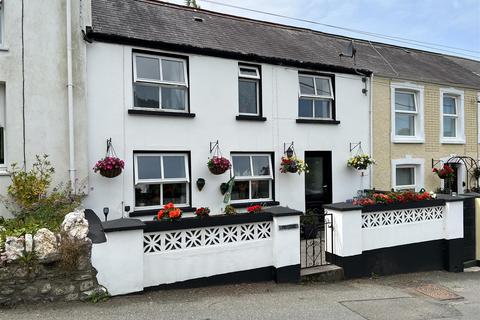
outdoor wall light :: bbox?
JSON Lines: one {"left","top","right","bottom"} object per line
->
{"left": 196, "top": 178, "right": 206, "bottom": 191}
{"left": 284, "top": 142, "right": 295, "bottom": 158}
{"left": 103, "top": 207, "right": 109, "bottom": 222}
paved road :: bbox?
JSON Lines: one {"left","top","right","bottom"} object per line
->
{"left": 2, "top": 269, "right": 480, "bottom": 320}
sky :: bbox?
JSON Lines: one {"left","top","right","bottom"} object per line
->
{"left": 165, "top": 0, "right": 480, "bottom": 60}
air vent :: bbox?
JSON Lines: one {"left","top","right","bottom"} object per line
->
{"left": 193, "top": 17, "right": 204, "bottom": 22}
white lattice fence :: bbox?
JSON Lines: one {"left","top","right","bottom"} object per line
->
{"left": 144, "top": 222, "right": 272, "bottom": 254}
{"left": 361, "top": 206, "right": 444, "bottom": 229}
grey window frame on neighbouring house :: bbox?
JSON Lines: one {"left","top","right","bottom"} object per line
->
{"left": 230, "top": 153, "right": 273, "bottom": 203}
{"left": 0, "top": 0, "right": 4, "bottom": 48}
{"left": 298, "top": 74, "right": 334, "bottom": 120}
{"left": 238, "top": 65, "right": 261, "bottom": 116}
{"left": 134, "top": 152, "right": 190, "bottom": 210}
{"left": 0, "top": 83, "right": 5, "bottom": 167}
{"left": 132, "top": 52, "right": 189, "bottom": 112}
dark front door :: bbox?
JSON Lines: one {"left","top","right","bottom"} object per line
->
{"left": 463, "top": 197, "right": 476, "bottom": 262}
{"left": 305, "top": 151, "right": 332, "bottom": 211}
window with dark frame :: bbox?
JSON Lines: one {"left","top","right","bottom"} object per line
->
{"left": 238, "top": 65, "right": 261, "bottom": 116}
{"left": 298, "top": 74, "right": 334, "bottom": 119}
{"left": 230, "top": 153, "right": 273, "bottom": 202}
{"left": 134, "top": 153, "right": 190, "bottom": 210}
{"left": 133, "top": 52, "right": 188, "bottom": 112}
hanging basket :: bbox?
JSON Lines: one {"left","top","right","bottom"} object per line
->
{"left": 99, "top": 167, "right": 123, "bottom": 178}
{"left": 209, "top": 165, "right": 229, "bottom": 175}
{"left": 207, "top": 142, "right": 231, "bottom": 175}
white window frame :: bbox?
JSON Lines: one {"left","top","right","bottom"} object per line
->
{"left": 238, "top": 65, "right": 261, "bottom": 116}
{"left": 440, "top": 88, "right": 465, "bottom": 144}
{"left": 231, "top": 153, "right": 273, "bottom": 203}
{"left": 134, "top": 153, "right": 190, "bottom": 210}
{"left": 132, "top": 52, "right": 189, "bottom": 112}
{"left": 298, "top": 73, "right": 334, "bottom": 120}
{"left": 391, "top": 157, "right": 424, "bottom": 192}
{"left": 391, "top": 82, "right": 424, "bottom": 144}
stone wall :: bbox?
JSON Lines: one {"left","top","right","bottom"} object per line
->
{"left": 0, "top": 242, "right": 102, "bottom": 307}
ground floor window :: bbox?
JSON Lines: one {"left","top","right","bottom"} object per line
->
{"left": 392, "top": 158, "right": 424, "bottom": 192}
{"left": 395, "top": 166, "right": 416, "bottom": 191}
{"left": 134, "top": 152, "right": 189, "bottom": 209}
{"left": 231, "top": 153, "right": 273, "bottom": 202}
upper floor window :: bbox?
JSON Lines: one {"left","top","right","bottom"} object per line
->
{"left": 133, "top": 53, "right": 188, "bottom": 112}
{"left": 298, "top": 74, "right": 334, "bottom": 120}
{"left": 391, "top": 83, "right": 424, "bottom": 143}
{"left": 134, "top": 153, "right": 190, "bottom": 210}
{"left": 231, "top": 153, "right": 273, "bottom": 203}
{"left": 238, "top": 65, "right": 261, "bottom": 116}
{"left": 440, "top": 88, "right": 465, "bottom": 144}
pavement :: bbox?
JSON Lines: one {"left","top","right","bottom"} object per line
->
{"left": 2, "top": 269, "right": 480, "bottom": 320}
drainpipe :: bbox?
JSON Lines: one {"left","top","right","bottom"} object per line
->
{"left": 369, "top": 74, "right": 374, "bottom": 189}
{"left": 66, "top": 0, "right": 76, "bottom": 192}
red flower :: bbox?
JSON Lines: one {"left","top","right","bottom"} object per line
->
{"left": 164, "top": 202, "right": 174, "bottom": 210}
{"left": 168, "top": 208, "right": 182, "bottom": 219}
{"left": 157, "top": 210, "right": 165, "bottom": 220}
{"left": 247, "top": 205, "right": 262, "bottom": 213}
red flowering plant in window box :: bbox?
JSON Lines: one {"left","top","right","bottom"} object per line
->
{"left": 155, "top": 202, "right": 183, "bottom": 221}
{"left": 93, "top": 156, "right": 125, "bottom": 178}
{"left": 207, "top": 156, "right": 232, "bottom": 175}
{"left": 247, "top": 205, "right": 263, "bottom": 213}
{"left": 353, "top": 191, "right": 435, "bottom": 206}
{"left": 432, "top": 165, "right": 455, "bottom": 180}
{"left": 194, "top": 207, "right": 211, "bottom": 218}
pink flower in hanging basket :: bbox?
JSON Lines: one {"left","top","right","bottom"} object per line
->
{"left": 93, "top": 156, "right": 125, "bottom": 178}
{"left": 207, "top": 156, "right": 231, "bottom": 175}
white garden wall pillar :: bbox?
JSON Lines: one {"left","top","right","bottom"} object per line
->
{"left": 91, "top": 219, "right": 146, "bottom": 296}
{"left": 268, "top": 207, "right": 302, "bottom": 283}
{"left": 441, "top": 196, "right": 464, "bottom": 272}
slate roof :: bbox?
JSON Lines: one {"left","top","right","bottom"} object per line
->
{"left": 90, "top": 0, "right": 480, "bottom": 89}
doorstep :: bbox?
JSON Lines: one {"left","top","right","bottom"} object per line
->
{"left": 301, "top": 265, "right": 344, "bottom": 283}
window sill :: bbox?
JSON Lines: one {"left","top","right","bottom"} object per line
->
{"left": 392, "top": 136, "right": 424, "bottom": 144}
{"left": 130, "top": 206, "right": 197, "bottom": 217}
{"left": 128, "top": 109, "right": 196, "bottom": 118}
{"left": 296, "top": 119, "right": 340, "bottom": 125}
{"left": 230, "top": 201, "right": 279, "bottom": 208}
{"left": 236, "top": 115, "right": 267, "bottom": 122}
{"left": 0, "top": 170, "right": 9, "bottom": 176}
{"left": 441, "top": 138, "right": 466, "bottom": 145}
{"left": 0, "top": 46, "right": 9, "bottom": 52}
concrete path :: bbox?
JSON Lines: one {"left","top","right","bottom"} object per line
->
{"left": 2, "top": 269, "right": 480, "bottom": 320}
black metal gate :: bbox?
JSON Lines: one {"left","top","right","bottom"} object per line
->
{"left": 463, "top": 197, "right": 476, "bottom": 262}
{"left": 300, "top": 211, "right": 334, "bottom": 268}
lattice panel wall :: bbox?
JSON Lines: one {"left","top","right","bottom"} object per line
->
{"left": 144, "top": 222, "right": 272, "bottom": 254}
{"left": 361, "top": 206, "right": 444, "bottom": 229}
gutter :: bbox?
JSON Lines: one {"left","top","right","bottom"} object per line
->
{"left": 66, "top": 0, "right": 76, "bottom": 191}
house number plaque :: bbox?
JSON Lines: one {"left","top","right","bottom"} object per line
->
{"left": 278, "top": 224, "right": 299, "bottom": 230}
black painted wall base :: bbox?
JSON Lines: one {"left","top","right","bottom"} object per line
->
{"left": 326, "top": 238, "right": 464, "bottom": 279}
{"left": 144, "top": 264, "right": 300, "bottom": 291}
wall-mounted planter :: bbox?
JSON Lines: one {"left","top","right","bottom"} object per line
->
{"left": 196, "top": 178, "right": 206, "bottom": 191}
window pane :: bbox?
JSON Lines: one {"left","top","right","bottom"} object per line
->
{"left": 395, "top": 91, "right": 416, "bottom": 111}
{"left": 161, "top": 87, "right": 186, "bottom": 110}
{"left": 395, "top": 113, "right": 415, "bottom": 136}
{"left": 163, "top": 155, "right": 186, "bottom": 179}
{"left": 396, "top": 167, "right": 415, "bottom": 186}
{"left": 315, "top": 78, "right": 331, "bottom": 96}
{"left": 162, "top": 183, "right": 187, "bottom": 204}
{"left": 135, "top": 184, "right": 160, "bottom": 207}
{"left": 239, "top": 67, "right": 258, "bottom": 77}
{"left": 136, "top": 56, "right": 160, "bottom": 80}
{"left": 162, "top": 59, "right": 185, "bottom": 83}
{"left": 443, "top": 117, "right": 456, "bottom": 137}
{"left": 134, "top": 84, "right": 159, "bottom": 109}
{"left": 443, "top": 96, "right": 456, "bottom": 115}
{"left": 314, "top": 99, "right": 331, "bottom": 118}
{"left": 137, "top": 156, "right": 162, "bottom": 180}
{"left": 239, "top": 80, "right": 258, "bottom": 114}
{"left": 252, "top": 156, "right": 270, "bottom": 176}
{"left": 232, "top": 156, "right": 251, "bottom": 176}
{"left": 252, "top": 180, "right": 270, "bottom": 199}
{"left": 299, "top": 76, "right": 315, "bottom": 95}
{"left": 231, "top": 181, "right": 249, "bottom": 200}
{"left": 299, "top": 98, "right": 313, "bottom": 118}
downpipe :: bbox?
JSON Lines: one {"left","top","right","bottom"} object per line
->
{"left": 66, "top": 0, "right": 76, "bottom": 192}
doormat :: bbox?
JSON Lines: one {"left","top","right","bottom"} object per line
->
{"left": 415, "top": 284, "right": 463, "bottom": 301}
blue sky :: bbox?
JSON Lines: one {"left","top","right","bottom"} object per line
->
{"left": 166, "top": 0, "right": 480, "bottom": 60}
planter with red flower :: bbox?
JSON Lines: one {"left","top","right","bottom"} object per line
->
{"left": 194, "top": 207, "right": 211, "bottom": 218}
{"left": 247, "top": 205, "right": 263, "bottom": 213}
{"left": 155, "top": 202, "right": 182, "bottom": 221}
{"left": 207, "top": 156, "right": 232, "bottom": 175}
{"left": 93, "top": 156, "right": 125, "bottom": 178}
{"left": 432, "top": 165, "right": 455, "bottom": 180}
{"left": 352, "top": 190, "right": 441, "bottom": 211}
{"left": 280, "top": 156, "right": 308, "bottom": 174}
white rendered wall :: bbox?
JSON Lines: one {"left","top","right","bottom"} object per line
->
{"left": 85, "top": 43, "right": 371, "bottom": 219}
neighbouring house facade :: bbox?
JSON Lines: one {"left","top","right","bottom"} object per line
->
{"left": 0, "top": 0, "right": 89, "bottom": 217}
{"left": 84, "top": 0, "right": 373, "bottom": 220}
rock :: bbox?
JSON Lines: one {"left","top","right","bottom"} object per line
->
{"left": 33, "top": 229, "right": 58, "bottom": 261}
{"left": 61, "top": 210, "right": 89, "bottom": 240}
{"left": 24, "top": 234, "right": 33, "bottom": 253}
{"left": 80, "top": 280, "right": 94, "bottom": 292}
{"left": 21, "top": 286, "right": 38, "bottom": 296}
{"left": 39, "top": 283, "right": 52, "bottom": 294}
{"left": 3, "top": 236, "right": 25, "bottom": 261}
{"left": 65, "top": 293, "right": 79, "bottom": 301}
